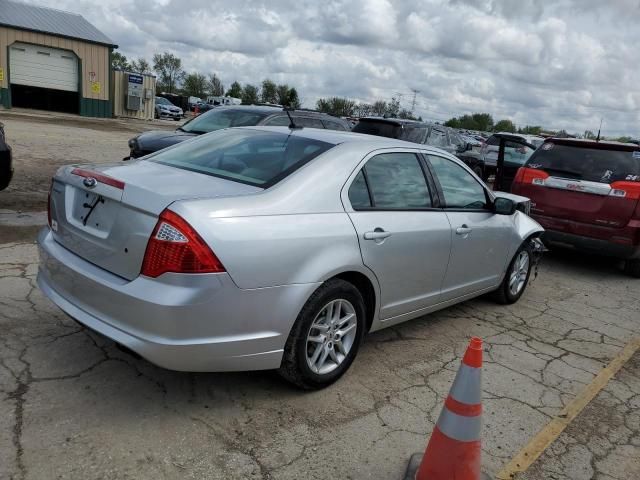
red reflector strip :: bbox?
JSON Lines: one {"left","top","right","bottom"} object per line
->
{"left": 610, "top": 181, "right": 640, "bottom": 200}
{"left": 71, "top": 168, "right": 125, "bottom": 190}
{"left": 445, "top": 395, "right": 482, "bottom": 417}
{"left": 628, "top": 220, "right": 640, "bottom": 228}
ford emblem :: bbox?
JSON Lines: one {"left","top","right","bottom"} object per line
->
{"left": 83, "top": 177, "right": 98, "bottom": 188}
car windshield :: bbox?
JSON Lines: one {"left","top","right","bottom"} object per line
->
{"left": 353, "top": 121, "right": 401, "bottom": 139}
{"left": 150, "top": 129, "right": 334, "bottom": 187}
{"left": 526, "top": 143, "right": 640, "bottom": 183}
{"left": 181, "top": 108, "right": 272, "bottom": 134}
{"left": 156, "top": 97, "right": 173, "bottom": 106}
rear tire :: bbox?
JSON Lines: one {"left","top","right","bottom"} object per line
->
{"left": 493, "top": 242, "right": 533, "bottom": 304}
{"left": 278, "top": 279, "right": 366, "bottom": 390}
{"left": 624, "top": 259, "right": 640, "bottom": 278}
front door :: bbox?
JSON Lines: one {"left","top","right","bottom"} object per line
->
{"left": 345, "top": 152, "right": 452, "bottom": 319}
{"left": 426, "top": 154, "right": 514, "bottom": 300}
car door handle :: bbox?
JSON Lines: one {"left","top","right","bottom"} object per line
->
{"left": 363, "top": 229, "right": 392, "bottom": 241}
{"left": 456, "top": 225, "right": 472, "bottom": 235}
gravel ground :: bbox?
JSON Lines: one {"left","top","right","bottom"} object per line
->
{"left": 0, "top": 113, "right": 638, "bottom": 480}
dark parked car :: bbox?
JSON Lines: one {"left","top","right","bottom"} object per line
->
{"left": 353, "top": 118, "right": 485, "bottom": 175}
{"left": 0, "top": 122, "right": 13, "bottom": 191}
{"left": 127, "top": 106, "right": 352, "bottom": 159}
{"left": 512, "top": 138, "right": 640, "bottom": 277}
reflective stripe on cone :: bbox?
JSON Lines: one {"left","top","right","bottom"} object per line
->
{"left": 416, "top": 337, "right": 483, "bottom": 480}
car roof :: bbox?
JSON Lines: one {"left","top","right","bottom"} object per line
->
{"left": 234, "top": 126, "right": 453, "bottom": 152}
{"left": 358, "top": 117, "right": 429, "bottom": 127}
{"left": 544, "top": 137, "right": 640, "bottom": 152}
{"left": 211, "top": 105, "right": 345, "bottom": 119}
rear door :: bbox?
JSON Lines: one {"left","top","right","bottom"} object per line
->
{"left": 426, "top": 154, "right": 515, "bottom": 299}
{"left": 514, "top": 142, "right": 640, "bottom": 229}
{"left": 344, "top": 151, "right": 451, "bottom": 319}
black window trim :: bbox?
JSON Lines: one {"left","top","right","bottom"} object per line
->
{"left": 348, "top": 151, "right": 440, "bottom": 212}
{"left": 424, "top": 153, "right": 494, "bottom": 212}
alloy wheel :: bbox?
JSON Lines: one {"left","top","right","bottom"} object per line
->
{"left": 305, "top": 299, "right": 358, "bottom": 375}
{"left": 509, "top": 250, "right": 530, "bottom": 296}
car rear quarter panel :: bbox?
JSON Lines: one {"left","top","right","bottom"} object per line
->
{"left": 172, "top": 204, "right": 374, "bottom": 291}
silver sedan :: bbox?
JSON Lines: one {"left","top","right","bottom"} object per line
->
{"left": 38, "top": 127, "right": 543, "bottom": 389}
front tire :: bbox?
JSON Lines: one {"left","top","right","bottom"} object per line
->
{"left": 493, "top": 243, "right": 533, "bottom": 304}
{"left": 278, "top": 279, "right": 366, "bottom": 389}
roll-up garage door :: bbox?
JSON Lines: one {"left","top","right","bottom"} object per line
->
{"left": 10, "top": 43, "right": 78, "bottom": 92}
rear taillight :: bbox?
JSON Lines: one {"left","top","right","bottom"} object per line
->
{"left": 141, "top": 210, "right": 225, "bottom": 278}
{"left": 513, "top": 167, "right": 549, "bottom": 185}
{"left": 609, "top": 181, "right": 640, "bottom": 200}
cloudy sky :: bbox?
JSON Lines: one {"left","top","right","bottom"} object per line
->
{"left": 28, "top": 0, "right": 640, "bottom": 136}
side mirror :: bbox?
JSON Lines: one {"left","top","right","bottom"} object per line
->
{"left": 493, "top": 197, "right": 517, "bottom": 215}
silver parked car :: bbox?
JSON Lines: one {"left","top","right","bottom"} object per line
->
{"left": 38, "top": 127, "right": 543, "bottom": 389}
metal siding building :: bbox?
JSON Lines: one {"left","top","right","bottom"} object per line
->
{"left": 0, "top": 0, "right": 117, "bottom": 117}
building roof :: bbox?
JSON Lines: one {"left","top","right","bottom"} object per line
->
{"left": 0, "top": 0, "right": 117, "bottom": 47}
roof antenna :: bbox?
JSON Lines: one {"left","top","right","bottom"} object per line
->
{"left": 596, "top": 118, "right": 602, "bottom": 142}
{"left": 283, "top": 107, "right": 302, "bottom": 130}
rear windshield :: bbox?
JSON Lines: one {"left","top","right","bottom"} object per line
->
{"left": 149, "top": 129, "right": 334, "bottom": 187}
{"left": 526, "top": 143, "right": 640, "bottom": 183}
{"left": 353, "top": 121, "right": 401, "bottom": 139}
{"left": 181, "top": 108, "right": 271, "bottom": 134}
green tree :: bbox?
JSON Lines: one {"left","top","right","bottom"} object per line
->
{"left": 371, "top": 100, "right": 387, "bottom": 116}
{"left": 472, "top": 113, "right": 494, "bottom": 131}
{"left": 287, "top": 87, "right": 301, "bottom": 109}
{"left": 241, "top": 84, "right": 260, "bottom": 104}
{"left": 353, "top": 103, "right": 372, "bottom": 117}
{"left": 111, "top": 51, "right": 130, "bottom": 70}
{"left": 444, "top": 118, "right": 461, "bottom": 128}
{"left": 261, "top": 79, "right": 278, "bottom": 104}
{"left": 276, "top": 84, "right": 292, "bottom": 106}
{"left": 385, "top": 98, "right": 401, "bottom": 117}
{"left": 316, "top": 97, "right": 356, "bottom": 117}
{"left": 130, "top": 58, "right": 151, "bottom": 74}
{"left": 398, "top": 109, "right": 417, "bottom": 120}
{"left": 183, "top": 72, "right": 207, "bottom": 98}
{"left": 226, "top": 81, "right": 243, "bottom": 98}
{"left": 583, "top": 130, "right": 596, "bottom": 139}
{"left": 207, "top": 74, "right": 224, "bottom": 97}
{"left": 152, "top": 52, "right": 185, "bottom": 94}
{"left": 494, "top": 119, "right": 516, "bottom": 133}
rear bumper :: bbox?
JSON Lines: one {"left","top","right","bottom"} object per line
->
{"left": 541, "top": 229, "right": 640, "bottom": 260}
{"left": 37, "top": 228, "right": 319, "bottom": 372}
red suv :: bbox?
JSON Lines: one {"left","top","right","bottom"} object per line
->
{"left": 512, "top": 138, "right": 640, "bottom": 277}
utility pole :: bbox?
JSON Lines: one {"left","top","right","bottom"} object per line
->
{"left": 410, "top": 89, "right": 420, "bottom": 114}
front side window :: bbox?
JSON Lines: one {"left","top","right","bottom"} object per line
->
{"left": 297, "top": 117, "right": 324, "bottom": 128}
{"left": 323, "top": 119, "right": 348, "bottom": 131}
{"left": 348, "top": 153, "right": 431, "bottom": 209}
{"left": 403, "top": 126, "right": 428, "bottom": 144}
{"left": 150, "top": 129, "right": 333, "bottom": 187}
{"left": 428, "top": 155, "right": 488, "bottom": 209}
{"left": 263, "top": 115, "right": 291, "bottom": 126}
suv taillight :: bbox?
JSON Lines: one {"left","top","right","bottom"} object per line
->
{"left": 141, "top": 210, "right": 225, "bottom": 278}
{"left": 513, "top": 167, "right": 549, "bottom": 185}
{"left": 609, "top": 181, "right": 640, "bottom": 200}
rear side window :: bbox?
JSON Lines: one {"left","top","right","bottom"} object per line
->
{"left": 150, "top": 129, "right": 333, "bottom": 187}
{"left": 527, "top": 144, "right": 640, "bottom": 183}
{"left": 322, "top": 119, "right": 349, "bottom": 131}
{"left": 353, "top": 121, "right": 401, "bottom": 139}
{"left": 297, "top": 117, "right": 324, "bottom": 128}
{"left": 348, "top": 153, "right": 432, "bottom": 209}
{"left": 263, "top": 115, "right": 291, "bottom": 126}
{"left": 426, "top": 129, "right": 448, "bottom": 147}
{"left": 403, "top": 126, "right": 428, "bottom": 144}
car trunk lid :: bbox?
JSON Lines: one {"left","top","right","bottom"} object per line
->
{"left": 49, "top": 161, "right": 261, "bottom": 280}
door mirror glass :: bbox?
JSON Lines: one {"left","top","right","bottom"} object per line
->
{"left": 493, "top": 197, "right": 517, "bottom": 215}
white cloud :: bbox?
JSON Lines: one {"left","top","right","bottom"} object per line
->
{"left": 24, "top": 0, "right": 640, "bottom": 136}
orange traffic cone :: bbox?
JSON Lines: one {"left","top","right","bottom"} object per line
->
{"left": 406, "top": 337, "right": 485, "bottom": 480}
